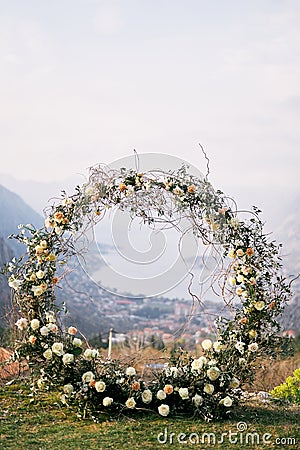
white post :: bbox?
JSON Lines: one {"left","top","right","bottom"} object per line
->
{"left": 108, "top": 328, "right": 113, "bottom": 359}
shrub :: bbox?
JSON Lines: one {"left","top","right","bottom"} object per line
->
{"left": 270, "top": 368, "right": 300, "bottom": 404}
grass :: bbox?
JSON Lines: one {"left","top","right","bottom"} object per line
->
{"left": 0, "top": 381, "right": 299, "bottom": 449}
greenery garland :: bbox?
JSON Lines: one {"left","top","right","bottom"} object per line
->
{"left": 5, "top": 164, "right": 291, "bottom": 421}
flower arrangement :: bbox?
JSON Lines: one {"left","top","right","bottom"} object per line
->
{"left": 5, "top": 163, "right": 291, "bottom": 420}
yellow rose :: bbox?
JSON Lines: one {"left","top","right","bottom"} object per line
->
{"left": 254, "top": 301, "right": 265, "bottom": 311}
{"left": 228, "top": 250, "right": 236, "bottom": 259}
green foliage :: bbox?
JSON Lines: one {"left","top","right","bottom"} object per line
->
{"left": 271, "top": 368, "right": 300, "bottom": 405}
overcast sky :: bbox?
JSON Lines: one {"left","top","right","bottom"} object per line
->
{"left": 1, "top": 0, "right": 299, "bottom": 300}
{"left": 1, "top": 0, "right": 299, "bottom": 209}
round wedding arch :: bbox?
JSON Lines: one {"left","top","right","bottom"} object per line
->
{"left": 6, "top": 157, "right": 291, "bottom": 420}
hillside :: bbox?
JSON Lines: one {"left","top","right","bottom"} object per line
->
{"left": 0, "top": 185, "right": 43, "bottom": 327}
{"left": 275, "top": 199, "right": 300, "bottom": 333}
{"left": 0, "top": 184, "right": 43, "bottom": 256}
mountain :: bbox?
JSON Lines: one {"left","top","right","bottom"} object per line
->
{"left": 0, "top": 184, "right": 43, "bottom": 256}
{"left": 0, "top": 185, "right": 44, "bottom": 326}
{"left": 0, "top": 173, "right": 84, "bottom": 215}
{"left": 275, "top": 199, "right": 300, "bottom": 333}
{"left": 0, "top": 237, "right": 14, "bottom": 325}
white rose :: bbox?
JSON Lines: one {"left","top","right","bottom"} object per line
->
{"left": 9, "top": 275, "right": 23, "bottom": 290}
{"left": 47, "top": 323, "right": 58, "bottom": 332}
{"left": 192, "top": 394, "right": 203, "bottom": 407}
{"left": 82, "top": 371, "right": 95, "bottom": 383}
{"left": 43, "top": 349, "right": 52, "bottom": 360}
{"left": 230, "top": 377, "right": 240, "bottom": 389}
{"left": 157, "top": 390, "right": 167, "bottom": 400}
{"left": 84, "top": 348, "right": 99, "bottom": 359}
{"left": 220, "top": 396, "right": 233, "bottom": 407}
{"left": 236, "top": 274, "right": 244, "bottom": 283}
{"left": 126, "top": 367, "right": 136, "bottom": 377}
{"left": 40, "top": 326, "right": 50, "bottom": 336}
{"left": 213, "top": 341, "right": 223, "bottom": 352}
{"left": 125, "top": 397, "right": 136, "bottom": 409}
{"left": 40, "top": 240, "right": 48, "bottom": 248}
{"left": 15, "top": 318, "right": 28, "bottom": 330}
{"left": 30, "top": 319, "right": 40, "bottom": 330}
{"left": 95, "top": 381, "right": 106, "bottom": 392}
{"left": 141, "top": 389, "right": 153, "bottom": 404}
{"left": 62, "top": 353, "right": 74, "bottom": 365}
{"left": 83, "top": 349, "right": 93, "bottom": 359}
{"left": 32, "top": 285, "right": 44, "bottom": 297}
{"left": 73, "top": 338, "right": 83, "bottom": 347}
{"left": 201, "top": 339, "right": 213, "bottom": 351}
{"left": 52, "top": 342, "right": 64, "bottom": 356}
{"left": 207, "top": 367, "right": 221, "bottom": 381}
{"left": 45, "top": 217, "right": 54, "bottom": 228}
{"left": 178, "top": 387, "right": 189, "bottom": 400}
{"left": 191, "top": 356, "right": 207, "bottom": 371}
{"left": 36, "top": 270, "right": 45, "bottom": 279}
{"left": 63, "top": 384, "right": 74, "bottom": 395}
{"left": 248, "top": 342, "right": 258, "bottom": 352}
{"left": 103, "top": 397, "right": 113, "bottom": 407}
{"left": 158, "top": 404, "right": 170, "bottom": 417}
{"left": 203, "top": 383, "right": 214, "bottom": 395}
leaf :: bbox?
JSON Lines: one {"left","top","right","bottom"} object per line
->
{"left": 73, "top": 347, "right": 83, "bottom": 356}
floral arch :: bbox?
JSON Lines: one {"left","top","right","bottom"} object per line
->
{"left": 6, "top": 161, "right": 291, "bottom": 420}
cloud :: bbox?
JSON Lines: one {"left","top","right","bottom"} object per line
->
{"left": 93, "top": 4, "right": 124, "bottom": 35}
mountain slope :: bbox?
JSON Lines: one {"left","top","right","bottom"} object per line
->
{"left": 0, "top": 185, "right": 43, "bottom": 326}
{"left": 0, "top": 184, "right": 43, "bottom": 256}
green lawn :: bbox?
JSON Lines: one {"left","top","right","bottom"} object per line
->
{"left": 0, "top": 381, "right": 299, "bottom": 450}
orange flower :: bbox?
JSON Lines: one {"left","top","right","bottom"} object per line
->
{"left": 52, "top": 277, "right": 59, "bottom": 285}
{"left": 119, "top": 182, "right": 127, "bottom": 192}
{"left": 187, "top": 185, "right": 195, "bottom": 193}
{"left": 132, "top": 381, "right": 140, "bottom": 391}
{"left": 68, "top": 326, "right": 77, "bottom": 335}
{"left": 269, "top": 301, "right": 276, "bottom": 310}
{"left": 54, "top": 211, "right": 64, "bottom": 222}
{"left": 29, "top": 335, "right": 37, "bottom": 344}
{"left": 246, "top": 248, "right": 254, "bottom": 257}
{"left": 164, "top": 384, "right": 174, "bottom": 395}
{"left": 89, "top": 379, "right": 96, "bottom": 388}
{"left": 240, "top": 317, "right": 247, "bottom": 325}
